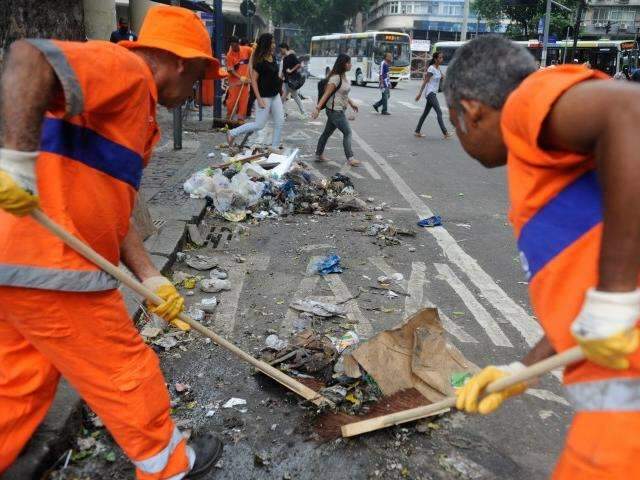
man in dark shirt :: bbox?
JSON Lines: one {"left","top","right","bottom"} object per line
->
{"left": 373, "top": 52, "right": 392, "bottom": 115}
{"left": 279, "top": 43, "right": 304, "bottom": 115}
{"left": 110, "top": 18, "right": 138, "bottom": 43}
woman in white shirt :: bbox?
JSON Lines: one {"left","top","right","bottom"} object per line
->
{"left": 414, "top": 51, "right": 452, "bottom": 139}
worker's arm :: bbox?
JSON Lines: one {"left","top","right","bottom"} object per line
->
{"left": 120, "top": 223, "right": 189, "bottom": 329}
{"left": 522, "top": 335, "right": 556, "bottom": 366}
{"left": 0, "top": 40, "right": 60, "bottom": 216}
{"left": 415, "top": 72, "right": 432, "bottom": 101}
{"left": 541, "top": 80, "right": 640, "bottom": 369}
{"left": 310, "top": 82, "right": 338, "bottom": 120}
{"left": 1, "top": 40, "right": 57, "bottom": 150}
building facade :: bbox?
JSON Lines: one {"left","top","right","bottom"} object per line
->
{"left": 366, "top": 0, "right": 499, "bottom": 42}
{"left": 582, "top": 0, "right": 640, "bottom": 39}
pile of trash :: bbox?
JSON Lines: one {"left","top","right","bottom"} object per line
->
{"left": 184, "top": 149, "right": 369, "bottom": 222}
{"left": 260, "top": 308, "right": 479, "bottom": 416}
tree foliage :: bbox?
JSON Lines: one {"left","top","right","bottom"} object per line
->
{"left": 472, "top": 0, "right": 578, "bottom": 39}
{"left": 261, "top": 0, "right": 373, "bottom": 36}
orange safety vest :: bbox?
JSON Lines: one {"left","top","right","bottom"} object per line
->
{"left": 0, "top": 40, "right": 159, "bottom": 292}
{"left": 226, "top": 45, "right": 252, "bottom": 86}
{"left": 502, "top": 65, "right": 640, "bottom": 411}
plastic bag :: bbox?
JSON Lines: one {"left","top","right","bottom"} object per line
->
{"left": 230, "top": 172, "right": 265, "bottom": 207}
{"left": 183, "top": 168, "right": 217, "bottom": 198}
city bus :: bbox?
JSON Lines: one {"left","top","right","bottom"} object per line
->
{"left": 309, "top": 32, "right": 411, "bottom": 87}
{"left": 432, "top": 39, "right": 638, "bottom": 76}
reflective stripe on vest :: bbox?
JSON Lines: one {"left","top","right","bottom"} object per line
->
{"left": 25, "top": 39, "right": 84, "bottom": 117}
{"left": 0, "top": 264, "right": 119, "bottom": 291}
{"left": 134, "top": 427, "right": 184, "bottom": 474}
{"left": 566, "top": 377, "right": 640, "bottom": 411}
{"left": 40, "top": 117, "right": 144, "bottom": 190}
{"left": 517, "top": 170, "right": 602, "bottom": 280}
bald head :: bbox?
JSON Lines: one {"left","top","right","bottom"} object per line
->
{"left": 444, "top": 36, "right": 537, "bottom": 111}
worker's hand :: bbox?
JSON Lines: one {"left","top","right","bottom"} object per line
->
{"left": 240, "top": 76, "right": 250, "bottom": 84}
{"left": 258, "top": 98, "right": 266, "bottom": 109}
{"left": 455, "top": 362, "right": 528, "bottom": 415}
{"left": 142, "top": 276, "right": 190, "bottom": 331}
{"left": 571, "top": 288, "right": 640, "bottom": 370}
{"left": 0, "top": 149, "right": 39, "bottom": 216}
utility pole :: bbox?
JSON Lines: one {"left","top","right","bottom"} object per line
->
{"left": 171, "top": 0, "right": 182, "bottom": 150}
{"left": 214, "top": 0, "right": 223, "bottom": 118}
{"left": 571, "top": 0, "right": 585, "bottom": 62}
{"left": 540, "top": 0, "right": 552, "bottom": 67}
{"left": 461, "top": 0, "right": 470, "bottom": 41}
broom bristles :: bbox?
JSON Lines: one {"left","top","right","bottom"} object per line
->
{"left": 313, "top": 388, "right": 438, "bottom": 441}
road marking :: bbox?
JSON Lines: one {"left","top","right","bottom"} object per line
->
{"left": 526, "top": 388, "right": 570, "bottom": 407}
{"left": 324, "top": 275, "right": 373, "bottom": 338}
{"left": 352, "top": 129, "right": 543, "bottom": 347}
{"left": 397, "top": 101, "right": 422, "bottom": 111}
{"left": 327, "top": 160, "right": 365, "bottom": 179}
{"left": 370, "top": 257, "right": 477, "bottom": 343}
{"left": 435, "top": 263, "right": 512, "bottom": 347}
{"left": 361, "top": 160, "right": 382, "bottom": 180}
{"left": 214, "top": 254, "right": 269, "bottom": 336}
{"left": 390, "top": 207, "right": 413, "bottom": 212}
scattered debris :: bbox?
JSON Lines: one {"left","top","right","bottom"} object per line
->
{"left": 186, "top": 306, "right": 205, "bottom": 322}
{"left": 332, "top": 331, "right": 359, "bottom": 353}
{"left": 187, "top": 224, "right": 206, "bottom": 246}
{"left": 200, "top": 278, "right": 232, "bottom": 293}
{"left": 289, "top": 299, "right": 347, "bottom": 318}
{"left": 210, "top": 268, "right": 228, "bottom": 280}
{"left": 223, "top": 398, "right": 247, "bottom": 409}
{"left": 140, "top": 326, "right": 162, "bottom": 339}
{"left": 186, "top": 255, "right": 218, "bottom": 271}
{"left": 313, "top": 254, "right": 343, "bottom": 275}
{"left": 264, "top": 334, "right": 288, "bottom": 351}
{"left": 197, "top": 297, "right": 218, "bottom": 313}
{"left": 417, "top": 215, "right": 442, "bottom": 228}
{"left": 153, "top": 336, "right": 178, "bottom": 351}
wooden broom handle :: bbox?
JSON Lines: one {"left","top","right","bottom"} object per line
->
{"left": 30, "top": 209, "right": 331, "bottom": 407}
{"left": 341, "top": 346, "right": 584, "bottom": 437}
{"left": 229, "top": 82, "right": 246, "bottom": 119}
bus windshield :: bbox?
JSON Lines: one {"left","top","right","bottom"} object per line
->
{"left": 375, "top": 41, "right": 410, "bottom": 66}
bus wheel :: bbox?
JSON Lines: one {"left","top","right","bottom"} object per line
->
{"left": 391, "top": 82, "right": 398, "bottom": 89}
{"left": 356, "top": 69, "right": 366, "bottom": 86}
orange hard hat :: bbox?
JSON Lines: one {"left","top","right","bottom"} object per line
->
{"left": 119, "top": 5, "right": 225, "bottom": 79}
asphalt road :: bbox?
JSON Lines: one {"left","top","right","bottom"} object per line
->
{"left": 51, "top": 80, "right": 572, "bottom": 480}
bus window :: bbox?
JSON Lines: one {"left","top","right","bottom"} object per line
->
{"left": 348, "top": 38, "right": 357, "bottom": 56}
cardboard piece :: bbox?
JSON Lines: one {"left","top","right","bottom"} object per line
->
{"left": 345, "top": 308, "right": 478, "bottom": 403}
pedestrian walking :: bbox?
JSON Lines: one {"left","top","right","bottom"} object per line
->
{"left": 109, "top": 17, "right": 137, "bottom": 43}
{"left": 312, "top": 53, "right": 361, "bottom": 167}
{"left": 445, "top": 35, "right": 640, "bottom": 479}
{"left": 614, "top": 65, "right": 631, "bottom": 80}
{"left": 279, "top": 43, "right": 305, "bottom": 116}
{"left": 373, "top": 52, "right": 392, "bottom": 115}
{"left": 227, "top": 33, "right": 284, "bottom": 151}
{"left": 414, "top": 51, "right": 452, "bottom": 139}
{"left": 0, "top": 6, "right": 226, "bottom": 479}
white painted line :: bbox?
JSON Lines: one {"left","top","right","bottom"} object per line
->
{"left": 370, "top": 257, "right": 477, "bottom": 343}
{"left": 390, "top": 207, "right": 413, "bottom": 212}
{"left": 526, "top": 388, "right": 570, "bottom": 407}
{"left": 435, "top": 263, "right": 512, "bottom": 347}
{"left": 340, "top": 162, "right": 365, "bottom": 179}
{"left": 214, "top": 254, "right": 269, "bottom": 336}
{"left": 405, "top": 261, "right": 426, "bottom": 316}
{"left": 398, "top": 101, "right": 422, "bottom": 111}
{"left": 352, "top": 129, "right": 543, "bottom": 347}
{"left": 324, "top": 275, "right": 373, "bottom": 338}
{"left": 361, "top": 160, "right": 382, "bottom": 180}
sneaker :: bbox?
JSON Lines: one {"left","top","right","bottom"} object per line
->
{"left": 414, "top": 132, "right": 425, "bottom": 138}
{"left": 381, "top": 112, "right": 391, "bottom": 116}
{"left": 373, "top": 104, "right": 379, "bottom": 113}
{"left": 444, "top": 132, "right": 454, "bottom": 139}
{"left": 185, "top": 433, "right": 223, "bottom": 479}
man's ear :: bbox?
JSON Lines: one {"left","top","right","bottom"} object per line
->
{"left": 176, "top": 57, "right": 187, "bottom": 75}
{"left": 459, "top": 99, "right": 484, "bottom": 126}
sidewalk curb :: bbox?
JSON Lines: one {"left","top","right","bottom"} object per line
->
{"left": 1, "top": 200, "right": 209, "bottom": 480}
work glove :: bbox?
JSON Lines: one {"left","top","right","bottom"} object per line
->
{"left": 571, "top": 288, "right": 640, "bottom": 370}
{"left": 455, "top": 362, "right": 529, "bottom": 415}
{"left": 240, "top": 76, "right": 249, "bottom": 84}
{"left": 0, "top": 148, "right": 39, "bottom": 216}
{"left": 142, "top": 276, "right": 190, "bottom": 331}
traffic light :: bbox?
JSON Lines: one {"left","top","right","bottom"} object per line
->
{"left": 605, "top": 21, "right": 612, "bottom": 34}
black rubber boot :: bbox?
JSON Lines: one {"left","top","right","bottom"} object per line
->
{"left": 185, "top": 433, "right": 224, "bottom": 479}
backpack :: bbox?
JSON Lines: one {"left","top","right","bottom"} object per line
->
{"left": 317, "top": 75, "right": 343, "bottom": 110}
{"left": 287, "top": 71, "right": 306, "bottom": 91}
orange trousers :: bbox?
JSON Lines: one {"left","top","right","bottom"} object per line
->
{"left": 554, "top": 411, "right": 640, "bottom": 479}
{"left": 0, "top": 287, "right": 192, "bottom": 479}
{"left": 225, "top": 83, "right": 249, "bottom": 119}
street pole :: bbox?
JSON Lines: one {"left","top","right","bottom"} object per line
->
{"left": 214, "top": 0, "right": 223, "bottom": 119}
{"left": 461, "top": 0, "right": 470, "bottom": 41}
{"left": 541, "top": 0, "right": 552, "bottom": 67}
{"left": 571, "top": 0, "right": 584, "bottom": 62}
{"left": 171, "top": 0, "right": 182, "bottom": 150}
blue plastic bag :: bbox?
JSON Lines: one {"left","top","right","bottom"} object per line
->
{"left": 417, "top": 215, "right": 442, "bottom": 228}
{"left": 314, "top": 254, "right": 343, "bottom": 275}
